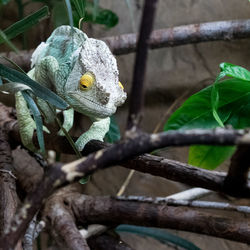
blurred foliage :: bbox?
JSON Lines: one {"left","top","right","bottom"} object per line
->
{"left": 1, "top": 0, "right": 118, "bottom": 29}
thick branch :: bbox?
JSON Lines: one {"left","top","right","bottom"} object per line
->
{"left": 0, "top": 129, "right": 21, "bottom": 250}
{"left": 127, "top": 0, "right": 159, "bottom": 130}
{"left": 1, "top": 128, "right": 249, "bottom": 249}
{"left": 46, "top": 200, "right": 90, "bottom": 250}
{"left": 224, "top": 146, "right": 250, "bottom": 196}
{"left": 2, "top": 19, "right": 250, "bottom": 69}
{"left": 104, "top": 19, "right": 250, "bottom": 55}
{"left": 70, "top": 195, "right": 250, "bottom": 245}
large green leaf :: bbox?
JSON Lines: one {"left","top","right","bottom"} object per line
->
{"left": 164, "top": 78, "right": 250, "bottom": 131}
{"left": 0, "top": 6, "right": 50, "bottom": 44}
{"left": 164, "top": 78, "right": 250, "bottom": 169}
{"left": 0, "top": 64, "right": 68, "bottom": 110}
{"left": 116, "top": 225, "right": 200, "bottom": 250}
{"left": 188, "top": 145, "right": 236, "bottom": 170}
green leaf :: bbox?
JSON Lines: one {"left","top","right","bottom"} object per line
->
{"left": 71, "top": 0, "right": 85, "bottom": 19}
{"left": 0, "top": 64, "right": 68, "bottom": 109}
{"left": 64, "top": 0, "right": 74, "bottom": 30}
{"left": 0, "top": 55, "right": 26, "bottom": 73}
{"left": 0, "top": 30, "right": 19, "bottom": 53}
{"left": 0, "top": 0, "right": 11, "bottom": 5}
{"left": 52, "top": 2, "right": 69, "bottom": 27}
{"left": 164, "top": 78, "right": 250, "bottom": 131}
{"left": 79, "top": 175, "right": 90, "bottom": 184}
{"left": 0, "top": 6, "right": 50, "bottom": 44}
{"left": 188, "top": 145, "right": 236, "bottom": 170}
{"left": 211, "top": 84, "right": 224, "bottom": 127}
{"left": 164, "top": 78, "right": 250, "bottom": 169}
{"left": 93, "top": 0, "right": 99, "bottom": 20}
{"left": 211, "top": 72, "right": 226, "bottom": 127}
{"left": 0, "top": 82, "right": 32, "bottom": 93}
{"left": 105, "top": 115, "right": 121, "bottom": 143}
{"left": 116, "top": 225, "right": 200, "bottom": 250}
{"left": 78, "top": 1, "right": 118, "bottom": 28}
{"left": 22, "top": 91, "right": 45, "bottom": 154}
{"left": 220, "top": 62, "right": 250, "bottom": 82}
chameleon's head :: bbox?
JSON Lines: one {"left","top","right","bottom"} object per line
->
{"left": 64, "top": 38, "right": 127, "bottom": 118}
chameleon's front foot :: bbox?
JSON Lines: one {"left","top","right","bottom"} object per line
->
{"left": 75, "top": 117, "right": 110, "bottom": 151}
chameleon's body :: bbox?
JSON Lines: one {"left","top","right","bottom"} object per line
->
{"left": 16, "top": 26, "right": 127, "bottom": 152}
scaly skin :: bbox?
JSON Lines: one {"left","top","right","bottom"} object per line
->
{"left": 16, "top": 25, "right": 127, "bottom": 152}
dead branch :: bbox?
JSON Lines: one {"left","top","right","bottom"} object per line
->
{"left": 69, "top": 194, "right": 250, "bottom": 245}
{"left": 116, "top": 195, "right": 250, "bottom": 214}
{"left": 0, "top": 128, "right": 21, "bottom": 250}
{"left": 1, "top": 126, "right": 250, "bottom": 249}
{"left": 1, "top": 19, "right": 250, "bottom": 69}
{"left": 45, "top": 197, "right": 90, "bottom": 250}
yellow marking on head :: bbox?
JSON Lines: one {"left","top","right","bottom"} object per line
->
{"left": 119, "top": 81, "right": 124, "bottom": 89}
{"left": 80, "top": 72, "right": 94, "bottom": 90}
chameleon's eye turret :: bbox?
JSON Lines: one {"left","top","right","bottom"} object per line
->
{"left": 119, "top": 81, "right": 124, "bottom": 90}
{"left": 79, "top": 72, "right": 94, "bottom": 91}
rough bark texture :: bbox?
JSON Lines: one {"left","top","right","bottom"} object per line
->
{"left": 69, "top": 195, "right": 250, "bottom": 245}
{"left": 0, "top": 129, "right": 21, "bottom": 250}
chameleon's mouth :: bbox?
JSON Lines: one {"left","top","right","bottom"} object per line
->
{"left": 67, "top": 91, "right": 116, "bottom": 118}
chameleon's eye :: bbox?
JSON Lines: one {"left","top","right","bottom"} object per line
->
{"left": 79, "top": 72, "right": 94, "bottom": 91}
{"left": 119, "top": 81, "right": 124, "bottom": 90}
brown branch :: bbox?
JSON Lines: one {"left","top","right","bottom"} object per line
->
{"left": 43, "top": 185, "right": 133, "bottom": 250}
{"left": 44, "top": 190, "right": 90, "bottom": 250}
{"left": 104, "top": 19, "right": 250, "bottom": 55}
{"left": 127, "top": 0, "right": 159, "bottom": 130}
{"left": 1, "top": 127, "right": 249, "bottom": 249}
{"left": 2, "top": 102, "right": 250, "bottom": 198}
{"left": 87, "top": 233, "right": 134, "bottom": 250}
{"left": 70, "top": 195, "right": 250, "bottom": 245}
{"left": 0, "top": 128, "right": 21, "bottom": 250}
{"left": 2, "top": 19, "right": 250, "bottom": 70}
{"left": 224, "top": 146, "right": 250, "bottom": 196}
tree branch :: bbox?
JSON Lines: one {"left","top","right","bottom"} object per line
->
{"left": 2, "top": 19, "right": 250, "bottom": 69}
{"left": 116, "top": 195, "right": 250, "bottom": 214}
{"left": 104, "top": 19, "right": 250, "bottom": 55}
{"left": 224, "top": 146, "right": 250, "bottom": 196}
{"left": 70, "top": 195, "right": 250, "bottom": 245}
{"left": 0, "top": 128, "right": 21, "bottom": 250}
{"left": 127, "top": 0, "right": 159, "bottom": 130}
{"left": 1, "top": 127, "right": 250, "bottom": 249}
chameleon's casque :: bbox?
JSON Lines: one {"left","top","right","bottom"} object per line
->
{"left": 15, "top": 25, "right": 127, "bottom": 152}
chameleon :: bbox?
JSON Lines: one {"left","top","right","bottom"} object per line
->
{"left": 15, "top": 25, "right": 127, "bottom": 153}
